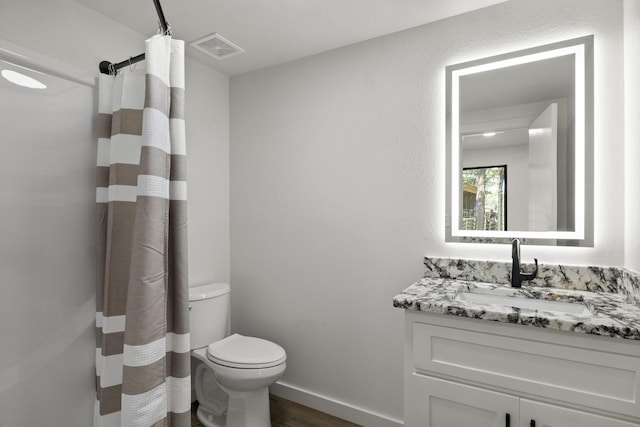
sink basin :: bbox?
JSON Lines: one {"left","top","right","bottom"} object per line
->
{"left": 455, "top": 290, "right": 592, "bottom": 316}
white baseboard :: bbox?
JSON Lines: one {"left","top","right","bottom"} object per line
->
{"left": 270, "top": 381, "right": 404, "bottom": 427}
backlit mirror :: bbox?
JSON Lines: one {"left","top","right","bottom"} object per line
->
{"left": 445, "top": 36, "right": 593, "bottom": 246}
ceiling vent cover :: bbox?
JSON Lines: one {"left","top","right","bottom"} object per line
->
{"left": 190, "top": 33, "right": 245, "bottom": 60}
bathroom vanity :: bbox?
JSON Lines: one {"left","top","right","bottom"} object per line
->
{"left": 394, "top": 258, "right": 640, "bottom": 427}
{"left": 399, "top": 30, "right": 635, "bottom": 426}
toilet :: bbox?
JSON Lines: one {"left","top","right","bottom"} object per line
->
{"left": 189, "top": 283, "right": 287, "bottom": 427}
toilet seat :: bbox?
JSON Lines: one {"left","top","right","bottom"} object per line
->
{"left": 207, "top": 333, "right": 286, "bottom": 369}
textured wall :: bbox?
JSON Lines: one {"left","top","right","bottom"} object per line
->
{"left": 625, "top": 0, "right": 640, "bottom": 273}
{"left": 230, "top": 0, "right": 625, "bottom": 424}
{"left": 185, "top": 58, "right": 231, "bottom": 285}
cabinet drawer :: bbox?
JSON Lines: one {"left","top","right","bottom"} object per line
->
{"left": 412, "top": 321, "right": 640, "bottom": 418}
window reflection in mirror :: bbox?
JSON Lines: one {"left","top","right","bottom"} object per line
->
{"left": 462, "top": 165, "right": 507, "bottom": 231}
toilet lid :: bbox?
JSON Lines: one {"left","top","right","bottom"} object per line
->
{"left": 207, "top": 334, "right": 286, "bottom": 369}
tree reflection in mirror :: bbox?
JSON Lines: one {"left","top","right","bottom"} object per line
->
{"left": 462, "top": 165, "right": 507, "bottom": 231}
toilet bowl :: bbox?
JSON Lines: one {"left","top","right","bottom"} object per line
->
{"left": 189, "top": 283, "right": 287, "bottom": 427}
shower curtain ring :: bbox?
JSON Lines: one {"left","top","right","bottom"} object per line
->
{"left": 158, "top": 20, "right": 171, "bottom": 35}
{"left": 108, "top": 62, "right": 116, "bottom": 76}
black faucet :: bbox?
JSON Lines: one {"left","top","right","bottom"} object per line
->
{"left": 511, "top": 238, "right": 538, "bottom": 288}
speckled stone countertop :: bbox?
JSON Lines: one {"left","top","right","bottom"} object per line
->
{"left": 393, "top": 257, "right": 640, "bottom": 340}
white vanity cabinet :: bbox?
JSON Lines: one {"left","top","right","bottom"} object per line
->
{"left": 404, "top": 311, "right": 640, "bottom": 427}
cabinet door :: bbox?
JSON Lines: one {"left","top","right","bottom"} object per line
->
{"left": 407, "top": 374, "right": 518, "bottom": 427}
{"left": 520, "top": 399, "right": 640, "bottom": 427}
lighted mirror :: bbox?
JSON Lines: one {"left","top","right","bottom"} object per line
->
{"left": 445, "top": 36, "right": 593, "bottom": 246}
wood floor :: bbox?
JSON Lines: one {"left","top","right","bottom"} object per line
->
{"left": 191, "top": 395, "right": 362, "bottom": 427}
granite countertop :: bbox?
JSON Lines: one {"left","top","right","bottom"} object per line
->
{"left": 393, "top": 258, "right": 640, "bottom": 341}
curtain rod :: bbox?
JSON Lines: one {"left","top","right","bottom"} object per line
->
{"left": 99, "top": 0, "right": 170, "bottom": 75}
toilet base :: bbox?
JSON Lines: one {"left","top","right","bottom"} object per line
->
{"left": 196, "top": 388, "right": 271, "bottom": 427}
{"left": 224, "top": 386, "right": 271, "bottom": 427}
{"left": 196, "top": 405, "right": 226, "bottom": 427}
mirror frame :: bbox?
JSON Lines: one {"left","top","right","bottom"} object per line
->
{"left": 445, "top": 35, "right": 594, "bottom": 246}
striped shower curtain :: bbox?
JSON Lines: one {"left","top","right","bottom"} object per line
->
{"left": 95, "top": 35, "right": 190, "bottom": 427}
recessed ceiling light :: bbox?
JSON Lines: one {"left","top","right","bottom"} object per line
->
{"left": 1, "top": 69, "right": 46, "bottom": 89}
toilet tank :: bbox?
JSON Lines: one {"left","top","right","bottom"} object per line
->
{"left": 188, "top": 283, "right": 231, "bottom": 350}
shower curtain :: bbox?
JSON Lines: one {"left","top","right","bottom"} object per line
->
{"left": 94, "top": 35, "right": 190, "bottom": 427}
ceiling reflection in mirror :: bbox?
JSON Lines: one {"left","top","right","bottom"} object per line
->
{"left": 445, "top": 36, "right": 593, "bottom": 246}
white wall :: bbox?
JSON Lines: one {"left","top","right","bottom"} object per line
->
{"left": 0, "top": 0, "right": 229, "bottom": 425}
{"left": 185, "top": 58, "right": 231, "bottom": 285}
{"left": 230, "top": 0, "right": 625, "bottom": 424}
{"left": 625, "top": 0, "right": 640, "bottom": 273}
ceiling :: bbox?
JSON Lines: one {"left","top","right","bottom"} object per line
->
{"left": 75, "top": 0, "right": 509, "bottom": 76}
{"left": 460, "top": 54, "right": 574, "bottom": 113}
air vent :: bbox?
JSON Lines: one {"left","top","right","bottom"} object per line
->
{"left": 190, "top": 33, "right": 245, "bottom": 60}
